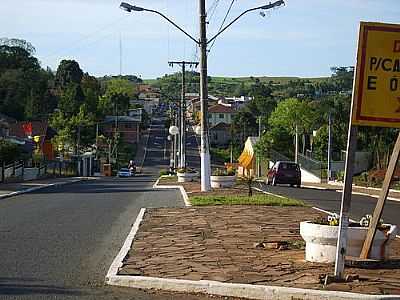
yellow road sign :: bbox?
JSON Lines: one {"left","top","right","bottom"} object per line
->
{"left": 352, "top": 22, "right": 400, "bottom": 127}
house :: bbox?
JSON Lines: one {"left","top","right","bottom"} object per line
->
{"left": 132, "top": 85, "right": 161, "bottom": 115}
{"left": 102, "top": 116, "right": 141, "bottom": 145}
{"left": 186, "top": 93, "right": 219, "bottom": 118}
{"left": 218, "top": 96, "right": 253, "bottom": 110}
{"left": 208, "top": 104, "right": 235, "bottom": 127}
{"left": 209, "top": 122, "right": 232, "bottom": 146}
{"left": 8, "top": 121, "right": 56, "bottom": 160}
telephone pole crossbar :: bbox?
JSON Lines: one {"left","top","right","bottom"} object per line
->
{"left": 168, "top": 61, "right": 199, "bottom": 169}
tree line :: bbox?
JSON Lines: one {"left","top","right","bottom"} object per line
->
{"left": 0, "top": 38, "right": 142, "bottom": 161}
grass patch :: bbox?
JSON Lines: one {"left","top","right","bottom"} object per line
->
{"left": 158, "top": 175, "right": 177, "bottom": 183}
{"left": 190, "top": 194, "right": 305, "bottom": 207}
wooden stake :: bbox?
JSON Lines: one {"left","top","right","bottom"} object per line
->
{"left": 334, "top": 125, "right": 358, "bottom": 279}
{"left": 360, "top": 131, "right": 400, "bottom": 259}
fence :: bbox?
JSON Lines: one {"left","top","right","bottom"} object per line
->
{"left": 297, "top": 153, "right": 327, "bottom": 179}
{"left": 45, "top": 160, "right": 78, "bottom": 177}
{"left": 269, "top": 149, "right": 292, "bottom": 163}
{"left": 0, "top": 160, "right": 24, "bottom": 183}
{"left": 1, "top": 160, "right": 78, "bottom": 183}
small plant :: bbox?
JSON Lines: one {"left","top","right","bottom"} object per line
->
{"left": 239, "top": 175, "right": 255, "bottom": 197}
{"left": 159, "top": 169, "right": 169, "bottom": 176}
{"left": 177, "top": 167, "right": 196, "bottom": 173}
{"left": 313, "top": 213, "right": 339, "bottom": 226}
{"left": 359, "top": 214, "right": 388, "bottom": 230}
{"left": 335, "top": 170, "right": 345, "bottom": 182}
{"left": 212, "top": 167, "right": 236, "bottom": 176}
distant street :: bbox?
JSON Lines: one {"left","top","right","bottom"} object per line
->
{"left": 258, "top": 183, "right": 400, "bottom": 229}
{"left": 0, "top": 115, "right": 226, "bottom": 300}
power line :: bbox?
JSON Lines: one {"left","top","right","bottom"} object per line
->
{"left": 208, "top": 0, "right": 235, "bottom": 52}
{"left": 207, "top": 0, "right": 220, "bottom": 24}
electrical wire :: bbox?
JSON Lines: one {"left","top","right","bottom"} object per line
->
{"left": 208, "top": 0, "right": 235, "bottom": 52}
{"left": 207, "top": 0, "right": 220, "bottom": 25}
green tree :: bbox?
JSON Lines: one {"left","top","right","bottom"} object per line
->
{"left": 268, "top": 98, "right": 317, "bottom": 155}
{"left": 0, "top": 140, "right": 22, "bottom": 163}
{"left": 54, "top": 60, "right": 83, "bottom": 90}
{"left": 0, "top": 39, "right": 54, "bottom": 120}
{"left": 99, "top": 78, "right": 135, "bottom": 115}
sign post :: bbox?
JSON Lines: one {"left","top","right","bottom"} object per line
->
{"left": 335, "top": 21, "right": 400, "bottom": 279}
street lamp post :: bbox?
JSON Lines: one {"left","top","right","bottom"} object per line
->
{"left": 120, "top": 0, "right": 285, "bottom": 191}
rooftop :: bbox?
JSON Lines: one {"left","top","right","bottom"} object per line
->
{"left": 208, "top": 104, "right": 236, "bottom": 114}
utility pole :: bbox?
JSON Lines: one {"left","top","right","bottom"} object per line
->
{"left": 168, "top": 61, "right": 199, "bottom": 169}
{"left": 199, "top": 0, "right": 211, "bottom": 191}
{"left": 120, "top": 0, "right": 284, "bottom": 192}
{"left": 295, "top": 124, "right": 299, "bottom": 163}
{"left": 327, "top": 112, "right": 332, "bottom": 182}
{"left": 257, "top": 116, "right": 262, "bottom": 177}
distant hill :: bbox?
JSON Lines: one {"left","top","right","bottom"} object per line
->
{"left": 143, "top": 75, "right": 328, "bottom": 86}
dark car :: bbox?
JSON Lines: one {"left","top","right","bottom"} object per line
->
{"left": 266, "top": 161, "right": 301, "bottom": 187}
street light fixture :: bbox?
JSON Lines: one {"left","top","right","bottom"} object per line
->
{"left": 120, "top": 1, "right": 284, "bottom": 191}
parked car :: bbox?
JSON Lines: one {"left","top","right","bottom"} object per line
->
{"left": 118, "top": 168, "right": 131, "bottom": 177}
{"left": 266, "top": 161, "right": 301, "bottom": 187}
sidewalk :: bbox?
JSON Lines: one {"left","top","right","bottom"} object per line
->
{"left": 107, "top": 177, "right": 400, "bottom": 299}
{"left": 0, "top": 177, "right": 89, "bottom": 199}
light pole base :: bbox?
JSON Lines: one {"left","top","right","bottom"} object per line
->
{"left": 200, "top": 152, "right": 211, "bottom": 192}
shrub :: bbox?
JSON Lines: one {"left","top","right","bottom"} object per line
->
{"left": 212, "top": 167, "right": 236, "bottom": 176}
{"left": 159, "top": 169, "right": 169, "bottom": 176}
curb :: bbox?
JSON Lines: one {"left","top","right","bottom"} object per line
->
{"left": 0, "top": 177, "right": 90, "bottom": 200}
{"left": 106, "top": 275, "right": 399, "bottom": 300}
{"left": 106, "top": 208, "right": 146, "bottom": 280}
{"left": 105, "top": 207, "right": 399, "bottom": 300}
{"left": 301, "top": 184, "right": 400, "bottom": 202}
{"left": 152, "top": 175, "right": 191, "bottom": 207}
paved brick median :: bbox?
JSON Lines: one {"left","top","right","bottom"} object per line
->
{"left": 119, "top": 206, "right": 400, "bottom": 295}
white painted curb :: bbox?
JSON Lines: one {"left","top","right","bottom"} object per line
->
{"left": 337, "top": 190, "right": 400, "bottom": 203}
{"left": 302, "top": 184, "right": 400, "bottom": 203}
{"left": 106, "top": 208, "right": 146, "bottom": 281}
{"left": 0, "top": 178, "right": 89, "bottom": 200}
{"left": 152, "top": 175, "right": 191, "bottom": 207}
{"left": 106, "top": 271, "right": 399, "bottom": 300}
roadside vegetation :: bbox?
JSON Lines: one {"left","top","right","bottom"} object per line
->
{"left": 190, "top": 194, "right": 305, "bottom": 207}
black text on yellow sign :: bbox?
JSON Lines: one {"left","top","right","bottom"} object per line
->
{"left": 352, "top": 22, "right": 400, "bottom": 128}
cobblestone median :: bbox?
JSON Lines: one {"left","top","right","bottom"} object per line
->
{"left": 118, "top": 206, "right": 400, "bottom": 295}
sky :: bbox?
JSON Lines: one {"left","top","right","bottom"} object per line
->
{"left": 1, "top": 0, "right": 399, "bottom": 79}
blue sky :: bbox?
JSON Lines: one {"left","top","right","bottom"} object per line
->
{"left": 1, "top": 0, "right": 399, "bottom": 79}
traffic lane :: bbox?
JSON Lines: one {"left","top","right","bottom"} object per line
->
{"left": 259, "top": 183, "right": 400, "bottom": 228}
{"left": 0, "top": 177, "right": 183, "bottom": 299}
{"left": 144, "top": 119, "right": 169, "bottom": 171}
{"left": 186, "top": 132, "right": 200, "bottom": 170}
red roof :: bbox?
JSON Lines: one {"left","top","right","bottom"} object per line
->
{"left": 9, "top": 121, "right": 55, "bottom": 146}
{"left": 210, "top": 122, "right": 231, "bottom": 131}
{"left": 208, "top": 104, "right": 235, "bottom": 114}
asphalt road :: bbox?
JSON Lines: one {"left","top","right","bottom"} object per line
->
{"left": 0, "top": 116, "right": 234, "bottom": 300}
{"left": 257, "top": 182, "right": 400, "bottom": 229}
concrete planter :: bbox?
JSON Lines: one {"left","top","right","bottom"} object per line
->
{"left": 210, "top": 175, "right": 236, "bottom": 188}
{"left": 177, "top": 172, "right": 198, "bottom": 183}
{"left": 300, "top": 221, "right": 398, "bottom": 263}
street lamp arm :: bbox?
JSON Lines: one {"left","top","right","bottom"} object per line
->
{"left": 143, "top": 8, "right": 199, "bottom": 45}
{"left": 207, "top": 0, "right": 284, "bottom": 45}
